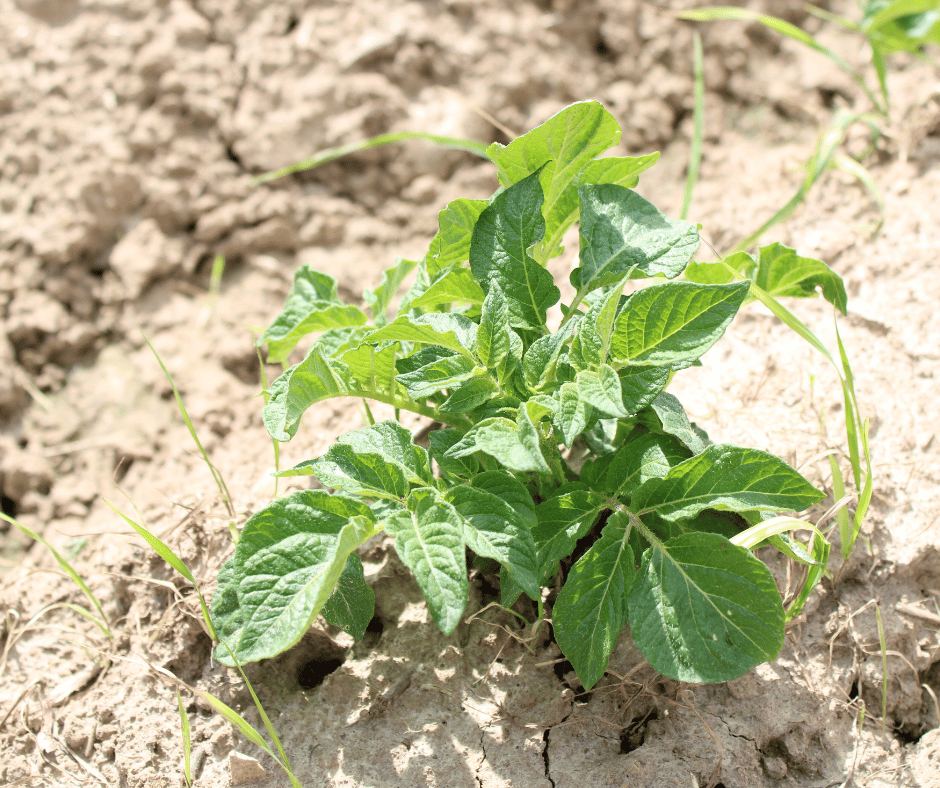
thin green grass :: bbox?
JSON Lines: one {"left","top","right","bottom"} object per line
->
{"left": 680, "top": 31, "right": 705, "bottom": 222}
{"left": 177, "top": 691, "right": 193, "bottom": 787}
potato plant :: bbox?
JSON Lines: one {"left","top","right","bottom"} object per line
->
{"left": 211, "top": 101, "right": 845, "bottom": 687}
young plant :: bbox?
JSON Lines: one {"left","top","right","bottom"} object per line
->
{"left": 211, "top": 101, "right": 844, "bottom": 688}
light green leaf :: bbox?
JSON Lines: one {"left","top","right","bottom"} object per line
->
{"left": 341, "top": 342, "right": 398, "bottom": 396}
{"left": 553, "top": 511, "right": 634, "bottom": 690}
{"left": 576, "top": 365, "right": 630, "bottom": 418}
{"left": 574, "top": 185, "right": 699, "bottom": 291}
{"left": 648, "top": 392, "right": 707, "bottom": 454}
{"left": 553, "top": 382, "right": 592, "bottom": 447}
{"left": 260, "top": 267, "right": 368, "bottom": 363}
{"left": 410, "top": 267, "right": 486, "bottom": 310}
{"left": 628, "top": 532, "right": 784, "bottom": 683}
{"left": 211, "top": 491, "right": 377, "bottom": 665}
{"left": 429, "top": 429, "right": 479, "bottom": 479}
{"left": 469, "top": 170, "right": 560, "bottom": 331}
{"left": 426, "top": 198, "right": 489, "bottom": 277}
{"left": 618, "top": 367, "right": 671, "bottom": 414}
{"left": 569, "top": 275, "right": 629, "bottom": 370}
{"left": 580, "top": 432, "right": 690, "bottom": 497}
{"left": 631, "top": 444, "right": 826, "bottom": 521}
{"left": 752, "top": 243, "right": 847, "bottom": 314}
{"left": 684, "top": 251, "right": 755, "bottom": 285}
{"left": 610, "top": 281, "right": 750, "bottom": 366}
{"left": 363, "top": 257, "right": 417, "bottom": 325}
{"left": 331, "top": 420, "right": 433, "bottom": 485}
{"left": 282, "top": 444, "right": 410, "bottom": 500}
{"left": 439, "top": 375, "right": 499, "bottom": 413}
{"left": 397, "top": 353, "right": 478, "bottom": 399}
{"left": 367, "top": 313, "right": 478, "bottom": 358}
{"left": 446, "top": 408, "right": 551, "bottom": 475}
{"left": 262, "top": 348, "right": 354, "bottom": 442}
{"left": 385, "top": 489, "right": 468, "bottom": 634}
{"left": 475, "top": 283, "right": 511, "bottom": 369}
{"left": 532, "top": 488, "right": 607, "bottom": 581}
{"left": 321, "top": 554, "right": 374, "bottom": 640}
{"left": 523, "top": 320, "right": 577, "bottom": 392}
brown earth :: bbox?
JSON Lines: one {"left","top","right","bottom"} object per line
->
{"left": 1, "top": 0, "right": 939, "bottom": 786}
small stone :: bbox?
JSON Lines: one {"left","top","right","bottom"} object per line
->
{"left": 229, "top": 751, "right": 268, "bottom": 785}
{"left": 762, "top": 755, "right": 787, "bottom": 780}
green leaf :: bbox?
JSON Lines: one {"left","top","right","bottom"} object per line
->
{"left": 580, "top": 432, "right": 690, "bottom": 497}
{"left": 575, "top": 365, "right": 630, "bottom": 418}
{"left": 532, "top": 488, "right": 607, "bottom": 581}
{"left": 573, "top": 185, "right": 699, "bottom": 292}
{"left": 263, "top": 348, "right": 354, "bottom": 442}
{"left": 283, "top": 444, "right": 408, "bottom": 500}
{"left": 523, "top": 321, "right": 577, "bottom": 392}
{"left": 475, "top": 283, "right": 511, "bottom": 369}
{"left": 446, "top": 480, "right": 540, "bottom": 600}
{"left": 260, "top": 267, "right": 368, "bottom": 363}
{"left": 429, "top": 429, "right": 479, "bottom": 479}
{"left": 439, "top": 375, "right": 499, "bottom": 413}
{"left": 409, "top": 267, "right": 486, "bottom": 310}
{"left": 211, "top": 491, "right": 378, "bottom": 665}
{"left": 469, "top": 170, "right": 560, "bottom": 331}
{"left": 647, "top": 392, "right": 707, "bottom": 454}
{"left": 469, "top": 470, "right": 537, "bottom": 530}
{"left": 553, "top": 381, "right": 593, "bottom": 446}
{"left": 446, "top": 408, "right": 551, "bottom": 474}
{"left": 610, "top": 281, "right": 750, "bottom": 366}
{"left": 628, "top": 532, "right": 784, "bottom": 683}
{"left": 321, "top": 554, "right": 374, "bottom": 640}
{"left": 426, "top": 198, "right": 489, "bottom": 277}
{"left": 341, "top": 342, "right": 398, "bottom": 396}
{"left": 752, "top": 243, "right": 847, "bottom": 315}
{"left": 385, "top": 489, "right": 468, "bottom": 634}
{"left": 367, "top": 313, "right": 478, "bottom": 357}
{"left": 632, "top": 444, "right": 826, "bottom": 521}
{"left": 684, "top": 251, "right": 755, "bottom": 285}
{"left": 363, "top": 258, "right": 417, "bottom": 325}
{"left": 397, "top": 353, "right": 478, "bottom": 399}
{"left": 331, "top": 420, "right": 434, "bottom": 485}
{"left": 618, "top": 367, "right": 671, "bottom": 414}
{"left": 569, "top": 276, "right": 629, "bottom": 370}
{"left": 553, "top": 511, "right": 635, "bottom": 690}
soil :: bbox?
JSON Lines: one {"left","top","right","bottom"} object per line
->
{"left": 1, "top": 0, "right": 939, "bottom": 786}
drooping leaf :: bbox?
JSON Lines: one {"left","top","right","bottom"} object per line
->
{"left": 367, "top": 313, "right": 478, "bottom": 358}
{"left": 341, "top": 342, "right": 398, "bottom": 396}
{"left": 426, "top": 198, "right": 489, "bottom": 277}
{"left": 330, "top": 420, "right": 434, "bottom": 486}
{"left": 469, "top": 170, "right": 560, "bottom": 331}
{"left": 262, "top": 348, "right": 354, "bottom": 442}
{"left": 553, "top": 511, "right": 635, "bottom": 690}
{"left": 439, "top": 375, "right": 500, "bottom": 413}
{"left": 409, "top": 267, "right": 487, "bottom": 310}
{"left": 752, "top": 242, "right": 847, "bottom": 315}
{"left": 211, "top": 491, "right": 377, "bottom": 665}
{"left": 647, "top": 392, "right": 707, "bottom": 455}
{"left": 396, "top": 353, "right": 478, "bottom": 399}
{"left": 628, "top": 532, "right": 785, "bottom": 683}
{"left": 260, "top": 267, "right": 368, "bottom": 363}
{"left": 573, "top": 185, "right": 699, "bottom": 292}
{"left": 532, "top": 487, "right": 607, "bottom": 581}
{"left": 631, "top": 444, "right": 826, "bottom": 521}
{"left": 684, "top": 251, "right": 755, "bottom": 285}
{"left": 579, "top": 431, "right": 690, "bottom": 498}
{"left": 385, "top": 489, "right": 468, "bottom": 634}
{"left": 321, "top": 554, "right": 374, "bottom": 640}
{"left": 610, "top": 281, "right": 750, "bottom": 367}
{"left": 446, "top": 408, "right": 551, "bottom": 475}
{"left": 363, "top": 257, "right": 418, "bottom": 325}
{"left": 475, "top": 283, "right": 511, "bottom": 370}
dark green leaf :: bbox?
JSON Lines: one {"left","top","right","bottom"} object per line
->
{"left": 618, "top": 367, "right": 671, "bottom": 414}
{"left": 631, "top": 444, "right": 826, "bottom": 521}
{"left": 532, "top": 488, "right": 606, "bottom": 581}
{"left": 469, "top": 170, "right": 560, "bottom": 331}
{"left": 648, "top": 392, "right": 707, "bottom": 454}
{"left": 330, "top": 420, "right": 434, "bottom": 486}
{"left": 574, "top": 185, "right": 699, "bottom": 291}
{"left": 576, "top": 365, "right": 630, "bottom": 418}
{"left": 260, "top": 267, "right": 368, "bottom": 363}
{"left": 321, "top": 554, "right": 374, "bottom": 640}
{"left": 429, "top": 429, "right": 479, "bottom": 479}
{"left": 523, "top": 321, "right": 577, "bottom": 392}
{"left": 475, "top": 283, "right": 511, "bottom": 369}
{"left": 569, "top": 276, "right": 629, "bottom": 370}
{"left": 281, "top": 444, "right": 407, "bottom": 500}
{"left": 470, "top": 470, "right": 537, "bottom": 530}
{"left": 628, "top": 532, "right": 784, "bottom": 683}
{"left": 553, "top": 381, "right": 593, "bottom": 446}
{"left": 385, "top": 489, "right": 468, "bottom": 634}
{"left": 610, "top": 281, "right": 750, "bottom": 367}
{"left": 553, "top": 511, "right": 634, "bottom": 690}
{"left": 439, "top": 375, "right": 499, "bottom": 413}
{"left": 579, "top": 432, "right": 690, "bottom": 497}
{"left": 446, "top": 408, "right": 551, "bottom": 475}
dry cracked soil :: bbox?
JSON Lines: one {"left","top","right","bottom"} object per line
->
{"left": 1, "top": 0, "right": 940, "bottom": 786}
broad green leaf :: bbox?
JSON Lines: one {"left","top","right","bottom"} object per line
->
{"left": 321, "top": 554, "right": 374, "bottom": 640}
{"left": 409, "top": 267, "right": 486, "bottom": 310}
{"left": 628, "top": 532, "right": 784, "bottom": 683}
{"left": 341, "top": 342, "right": 398, "bottom": 396}
{"left": 553, "top": 382, "right": 592, "bottom": 446}
{"left": 523, "top": 321, "right": 577, "bottom": 392}
{"left": 282, "top": 443, "right": 410, "bottom": 500}
{"left": 469, "top": 470, "right": 537, "bottom": 530}
{"left": 445, "top": 482, "right": 539, "bottom": 599}
{"left": 647, "top": 392, "right": 707, "bottom": 454}
{"left": 553, "top": 512, "right": 635, "bottom": 690}
{"left": 618, "top": 367, "right": 671, "bottom": 414}
{"left": 211, "top": 491, "right": 377, "bottom": 665}
{"left": 610, "top": 281, "right": 750, "bottom": 366}
{"left": 397, "top": 353, "right": 478, "bottom": 399}
{"left": 260, "top": 267, "right": 368, "bottom": 363}
{"left": 368, "top": 313, "right": 478, "bottom": 358}
{"left": 569, "top": 275, "right": 630, "bottom": 370}
{"left": 684, "top": 251, "right": 755, "bottom": 285}
{"left": 469, "top": 170, "right": 560, "bottom": 331}
{"left": 580, "top": 432, "right": 690, "bottom": 497}
{"left": 752, "top": 243, "right": 847, "bottom": 315}
{"left": 439, "top": 375, "right": 499, "bottom": 413}
{"left": 631, "top": 444, "right": 826, "bottom": 521}
{"left": 532, "top": 488, "right": 607, "bottom": 581}
{"left": 475, "top": 283, "right": 511, "bottom": 369}
{"left": 446, "top": 408, "right": 551, "bottom": 475}
{"left": 574, "top": 185, "right": 699, "bottom": 291}
{"left": 385, "top": 489, "right": 468, "bottom": 634}
{"left": 263, "top": 348, "right": 354, "bottom": 442}
{"left": 426, "top": 198, "right": 489, "bottom": 277}
{"left": 429, "top": 429, "right": 479, "bottom": 479}
{"left": 576, "top": 365, "right": 630, "bottom": 418}
{"left": 363, "top": 257, "right": 417, "bottom": 325}
{"left": 329, "top": 420, "right": 434, "bottom": 485}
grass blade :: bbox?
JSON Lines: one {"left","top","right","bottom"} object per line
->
{"left": 177, "top": 691, "right": 192, "bottom": 786}
{"left": 681, "top": 32, "right": 705, "bottom": 221}
{"left": 829, "top": 456, "right": 852, "bottom": 561}
{"left": 253, "top": 131, "right": 489, "bottom": 184}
